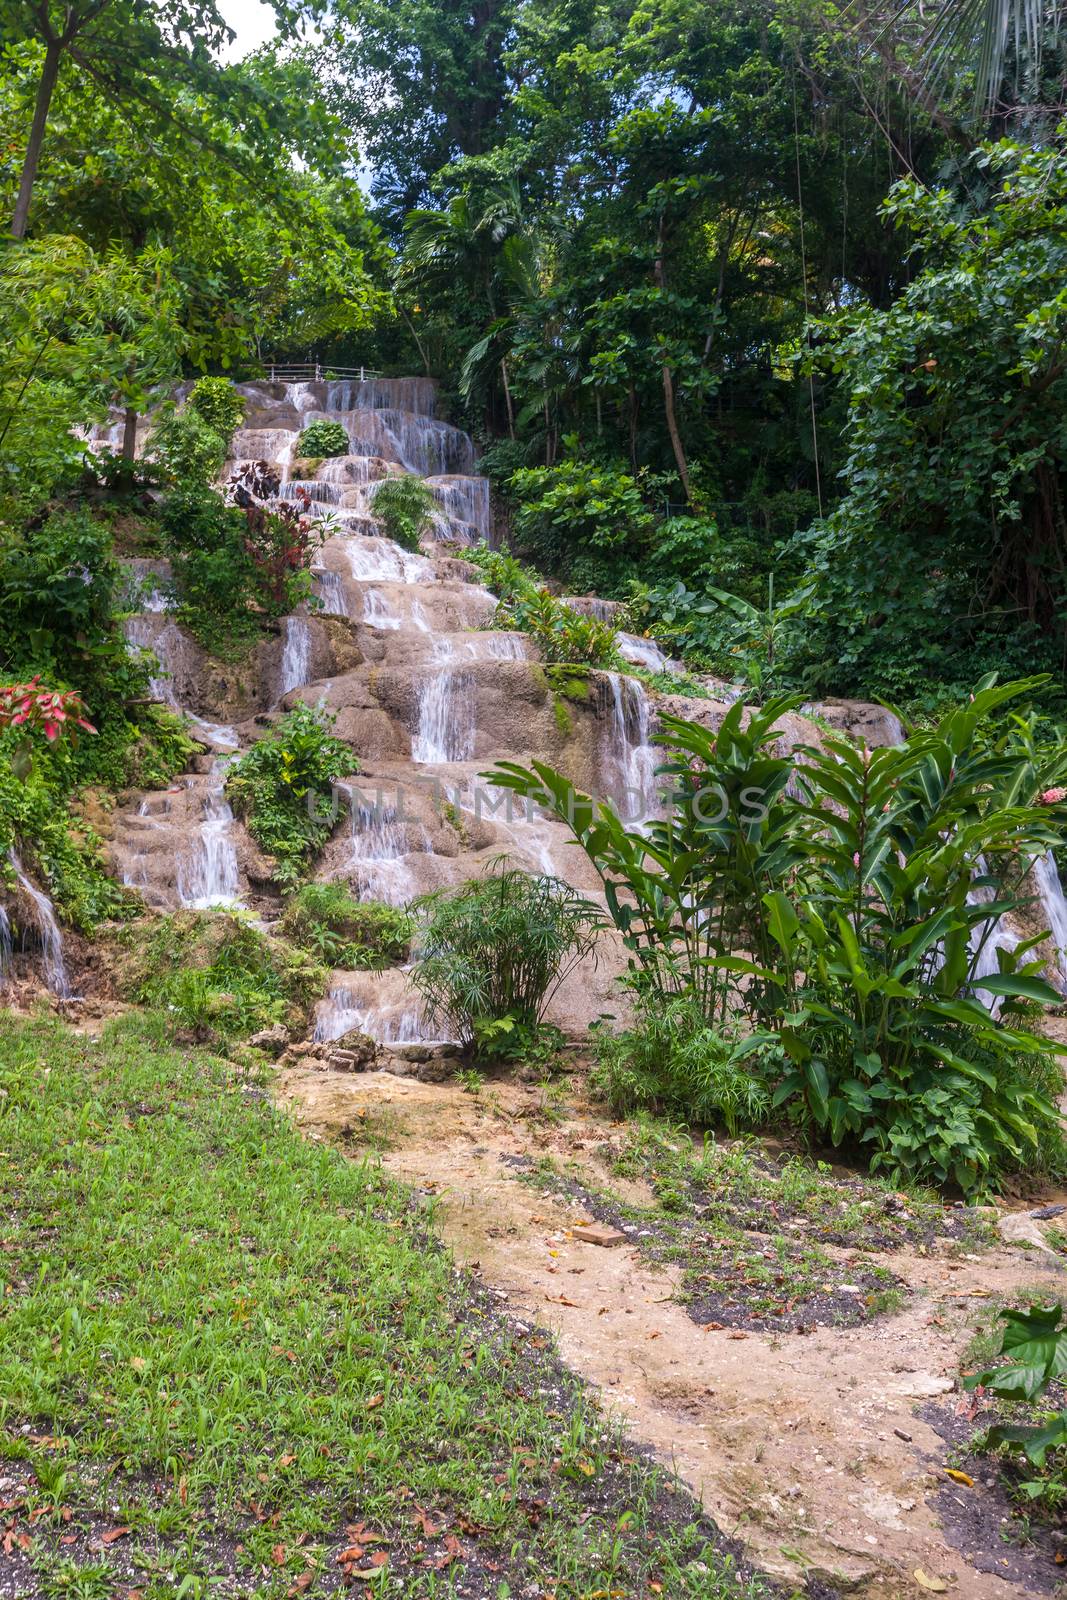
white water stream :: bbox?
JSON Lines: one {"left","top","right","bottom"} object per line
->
{"left": 176, "top": 760, "right": 241, "bottom": 910}
{"left": 9, "top": 850, "right": 73, "bottom": 997}
{"left": 279, "top": 615, "right": 311, "bottom": 697}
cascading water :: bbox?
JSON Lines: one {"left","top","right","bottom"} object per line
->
{"left": 345, "top": 537, "right": 430, "bottom": 585}
{"left": 279, "top": 615, "right": 311, "bottom": 698}
{"left": 617, "top": 633, "right": 670, "bottom": 674}
{"left": 9, "top": 851, "right": 73, "bottom": 997}
{"left": 425, "top": 475, "right": 491, "bottom": 542}
{"left": 280, "top": 479, "right": 342, "bottom": 505}
{"left": 362, "top": 589, "right": 402, "bottom": 630}
{"left": 0, "top": 905, "right": 10, "bottom": 983}
{"left": 314, "top": 568, "right": 349, "bottom": 617}
{"left": 413, "top": 667, "right": 476, "bottom": 763}
{"left": 334, "top": 784, "right": 432, "bottom": 905}
{"left": 604, "top": 674, "right": 657, "bottom": 822}
{"left": 176, "top": 761, "right": 241, "bottom": 909}
{"left": 465, "top": 632, "right": 529, "bottom": 661}
{"left": 124, "top": 617, "right": 182, "bottom": 706}
{"left": 1033, "top": 851, "right": 1067, "bottom": 991}
{"left": 312, "top": 979, "right": 432, "bottom": 1044}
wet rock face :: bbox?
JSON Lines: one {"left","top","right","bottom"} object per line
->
{"left": 104, "top": 378, "right": 670, "bottom": 1039}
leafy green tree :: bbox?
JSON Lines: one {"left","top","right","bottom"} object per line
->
{"left": 789, "top": 138, "right": 1067, "bottom": 700}
{"left": 0, "top": 0, "right": 335, "bottom": 239}
{"left": 0, "top": 235, "right": 180, "bottom": 516}
{"left": 320, "top": 0, "right": 517, "bottom": 224}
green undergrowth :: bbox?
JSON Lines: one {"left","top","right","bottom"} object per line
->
{"left": 509, "top": 1121, "right": 993, "bottom": 1334}
{"left": 941, "top": 1298, "right": 1067, "bottom": 1541}
{"left": 624, "top": 662, "right": 714, "bottom": 701}
{"left": 224, "top": 704, "right": 354, "bottom": 889}
{"left": 279, "top": 882, "right": 414, "bottom": 970}
{"left": 109, "top": 909, "right": 326, "bottom": 1044}
{"left": 0, "top": 1012, "right": 766, "bottom": 1600}
{"left": 609, "top": 1121, "right": 993, "bottom": 1251}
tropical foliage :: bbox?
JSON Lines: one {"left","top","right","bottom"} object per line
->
{"left": 225, "top": 705, "right": 353, "bottom": 889}
{"left": 370, "top": 474, "right": 436, "bottom": 551}
{"left": 492, "top": 680, "right": 1067, "bottom": 1192}
{"left": 296, "top": 420, "right": 350, "bottom": 458}
{"left": 411, "top": 866, "right": 602, "bottom": 1053}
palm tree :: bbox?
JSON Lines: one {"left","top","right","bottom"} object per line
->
{"left": 860, "top": 0, "right": 1061, "bottom": 122}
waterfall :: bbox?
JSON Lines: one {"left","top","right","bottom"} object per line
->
{"left": 314, "top": 569, "right": 348, "bottom": 617}
{"left": 124, "top": 617, "right": 183, "bottom": 707}
{"left": 413, "top": 667, "right": 475, "bottom": 763}
{"left": 617, "top": 633, "right": 670, "bottom": 674}
{"left": 335, "top": 787, "right": 430, "bottom": 905}
{"left": 279, "top": 615, "right": 311, "bottom": 697}
{"left": 0, "top": 904, "right": 12, "bottom": 983}
{"left": 9, "top": 852, "right": 73, "bottom": 997}
{"left": 425, "top": 475, "right": 491, "bottom": 541}
{"left": 322, "top": 377, "right": 438, "bottom": 417}
{"left": 1034, "top": 851, "right": 1067, "bottom": 990}
{"left": 345, "top": 537, "right": 430, "bottom": 585}
{"left": 312, "top": 981, "right": 431, "bottom": 1044}
{"left": 279, "top": 479, "right": 343, "bottom": 506}
{"left": 604, "top": 674, "right": 657, "bottom": 822}
{"left": 362, "top": 589, "right": 402, "bottom": 630}
{"left": 466, "top": 632, "right": 529, "bottom": 660}
{"left": 563, "top": 595, "right": 619, "bottom": 624}
{"left": 177, "top": 762, "right": 241, "bottom": 909}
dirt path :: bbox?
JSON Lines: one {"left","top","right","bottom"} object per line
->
{"left": 277, "top": 1063, "right": 1067, "bottom": 1600}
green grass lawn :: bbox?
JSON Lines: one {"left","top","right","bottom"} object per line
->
{"left": 0, "top": 1012, "right": 764, "bottom": 1600}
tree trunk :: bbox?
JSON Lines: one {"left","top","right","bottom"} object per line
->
{"left": 654, "top": 216, "right": 691, "bottom": 505}
{"left": 11, "top": 39, "right": 64, "bottom": 239}
{"left": 660, "top": 361, "right": 691, "bottom": 505}
{"left": 121, "top": 406, "right": 138, "bottom": 462}
{"left": 500, "top": 358, "right": 515, "bottom": 438}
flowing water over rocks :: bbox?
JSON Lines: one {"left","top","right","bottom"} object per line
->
{"left": 9, "top": 851, "right": 73, "bottom": 997}
{"left": 58, "top": 375, "right": 1067, "bottom": 1598}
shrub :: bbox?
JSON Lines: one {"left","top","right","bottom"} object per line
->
{"left": 964, "top": 1302, "right": 1067, "bottom": 1523}
{"left": 509, "top": 461, "right": 655, "bottom": 585}
{"left": 296, "top": 420, "right": 349, "bottom": 458}
{"left": 594, "top": 983, "right": 775, "bottom": 1136}
{"left": 225, "top": 704, "right": 354, "bottom": 888}
{"left": 411, "top": 866, "right": 602, "bottom": 1052}
{"left": 116, "top": 908, "right": 325, "bottom": 1043}
{"left": 238, "top": 496, "right": 325, "bottom": 613}
{"left": 188, "top": 377, "right": 244, "bottom": 447}
{"left": 280, "top": 882, "right": 413, "bottom": 969}
{"left": 371, "top": 475, "right": 435, "bottom": 552}
{"left": 158, "top": 484, "right": 246, "bottom": 554}
{"left": 461, "top": 543, "right": 619, "bottom": 665}
{"left": 0, "top": 736, "right": 129, "bottom": 930}
{"left": 509, "top": 590, "right": 619, "bottom": 667}
{"left": 462, "top": 541, "right": 541, "bottom": 604}
{"left": 492, "top": 678, "right": 1067, "bottom": 1195}
{"left": 158, "top": 486, "right": 323, "bottom": 648}
{"left": 148, "top": 407, "right": 228, "bottom": 487}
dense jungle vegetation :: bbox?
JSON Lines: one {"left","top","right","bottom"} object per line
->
{"left": 0, "top": 0, "right": 1065, "bottom": 720}
{"left": 0, "top": 5, "right": 1066, "bottom": 1588}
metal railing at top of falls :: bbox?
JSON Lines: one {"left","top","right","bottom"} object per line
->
{"left": 264, "top": 362, "right": 382, "bottom": 383}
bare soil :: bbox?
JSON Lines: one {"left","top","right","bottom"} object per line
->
{"left": 277, "top": 1061, "right": 1067, "bottom": 1600}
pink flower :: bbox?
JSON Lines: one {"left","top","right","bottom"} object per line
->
{"left": 1040, "top": 787, "right": 1067, "bottom": 805}
{"left": 853, "top": 852, "right": 861, "bottom": 868}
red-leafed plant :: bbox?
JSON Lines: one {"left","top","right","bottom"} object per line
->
{"left": 240, "top": 487, "right": 326, "bottom": 610}
{"left": 0, "top": 678, "right": 97, "bottom": 743}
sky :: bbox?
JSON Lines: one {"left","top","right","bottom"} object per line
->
{"left": 218, "top": 0, "right": 279, "bottom": 61}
